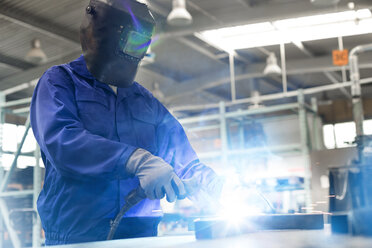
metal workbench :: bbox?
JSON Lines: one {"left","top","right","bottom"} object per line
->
{"left": 50, "top": 229, "right": 372, "bottom": 248}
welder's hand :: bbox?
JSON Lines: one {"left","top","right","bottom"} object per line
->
{"left": 185, "top": 173, "right": 224, "bottom": 213}
{"left": 126, "top": 149, "right": 186, "bottom": 202}
{"left": 182, "top": 177, "right": 200, "bottom": 196}
{"left": 184, "top": 173, "right": 224, "bottom": 200}
{"left": 205, "top": 175, "right": 224, "bottom": 200}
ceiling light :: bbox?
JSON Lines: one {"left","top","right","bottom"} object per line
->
{"left": 167, "top": 0, "right": 192, "bottom": 26}
{"left": 199, "top": 9, "right": 372, "bottom": 51}
{"left": 310, "top": 0, "right": 340, "bottom": 6}
{"left": 263, "top": 53, "right": 282, "bottom": 75}
{"left": 25, "top": 39, "right": 47, "bottom": 64}
{"left": 348, "top": 2, "right": 355, "bottom": 10}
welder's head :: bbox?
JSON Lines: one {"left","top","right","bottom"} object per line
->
{"left": 80, "top": 0, "right": 155, "bottom": 87}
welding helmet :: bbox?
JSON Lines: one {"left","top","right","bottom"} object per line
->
{"left": 80, "top": 0, "right": 155, "bottom": 87}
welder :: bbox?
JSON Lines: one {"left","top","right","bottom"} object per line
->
{"left": 30, "top": 0, "right": 222, "bottom": 245}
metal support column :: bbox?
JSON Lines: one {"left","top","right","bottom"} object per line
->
{"left": 32, "top": 144, "right": 42, "bottom": 248}
{"left": 219, "top": 102, "right": 228, "bottom": 164}
{"left": 0, "top": 92, "right": 4, "bottom": 248}
{"left": 229, "top": 53, "right": 236, "bottom": 102}
{"left": 311, "top": 97, "right": 323, "bottom": 150}
{"left": 298, "top": 90, "right": 312, "bottom": 211}
{"left": 350, "top": 53, "right": 364, "bottom": 137}
{"left": 0, "top": 200, "right": 21, "bottom": 248}
{"left": 280, "top": 43, "right": 288, "bottom": 94}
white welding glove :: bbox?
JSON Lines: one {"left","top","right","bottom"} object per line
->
{"left": 126, "top": 149, "right": 186, "bottom": 202}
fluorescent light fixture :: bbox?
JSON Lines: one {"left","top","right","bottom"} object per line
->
{"left": 199, "top": 9, "right": 372, "bottom": 51}
{"left": 311, "top": 0, "right": 340, "bottom": 6}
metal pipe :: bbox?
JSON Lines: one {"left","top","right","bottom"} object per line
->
{"left": 2, "top": 97, "right": 32, "bottom": 108}
{"left": 0, "top": 116, "right": 31, "bottom": 192}
{"left": 349, "top": 43, "right": 372, "bottom": 136}
{"left": 0, "top": 190, "right": 33, "bottom": 198}
{"left": 1, "top": 79, "right": 38, "bottom": 96}
{"left": 179, "top": 103, "right": 299, "bottom": 125}
{"left": 12, "top": 107, "right": 30, "bottom": 114}
{"left": 219, "top": 102, "right": 228, "bottom": 164}
{"left": 186, "top": 124, "right": 220, "bottom": 132}
{"left": 178, "top": 113, "right": 220, "bottom": 125}
{"left": 0, "top": 200, "right": 21, "bottom": 248}
{"left": 198, "top": 144, "right": 302, "bottom": 160}
{"left": 280, "top": 43, "right": 288, "bottom": 94}
{"left": 32, "top": 145, "right": 41, "bottom": 248}
{"left": 0, "top": 92, "right": 4, "bottom": 248}
{"left": 224, "top": 103, "right": 298, "bottom": 119}
{"left": 229, "top": 53, "right": 237, "bottom": 101}
{"left": 171, "top": 77, "right": 372, "bottom": 112}
{"left": 338, "top": 37, "right": 348, "bottom": 83}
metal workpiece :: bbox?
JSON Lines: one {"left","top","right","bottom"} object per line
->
{"left": 194, "top": 214, "right": 324, "bottom": 240}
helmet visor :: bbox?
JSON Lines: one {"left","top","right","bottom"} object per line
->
{"left": 120, "top": 30, "right": 152, "bottom": 59}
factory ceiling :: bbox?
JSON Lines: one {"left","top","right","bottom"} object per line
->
{"left": 0, "top": 0, "right": 371, "bottom": 117}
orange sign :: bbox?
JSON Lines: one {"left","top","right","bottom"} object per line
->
{"left": 333, "top": 49, "right": 349, "bottom": 66}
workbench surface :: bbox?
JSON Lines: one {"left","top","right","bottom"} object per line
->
{"left": 52, "top": 229, "right": 372, "bottom": 248}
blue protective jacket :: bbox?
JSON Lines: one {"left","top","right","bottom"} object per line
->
{"left": 30, "top": 55, "right": 216, "bottom": 243}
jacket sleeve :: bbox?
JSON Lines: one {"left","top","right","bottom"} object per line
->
{"left": 30, "top": 67, "right": 137, "bottom": 181}
{"left": 153, "top": 97, "right": 217, "bottom": 185}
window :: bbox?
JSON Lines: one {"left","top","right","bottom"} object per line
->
{"left": 323, "top": 124, "right": 336, "bottom": 149}
{"left": 334, "top": 122, "right": 356, "bottom": 148}
{"left": 1, "top": 123, "right": 41, "bottom": 169}
{"left": 323, "top": 120, "right": 372, "bottom": 149}
{"left": 363, "top": 119, "right": 372, "bottom": 135}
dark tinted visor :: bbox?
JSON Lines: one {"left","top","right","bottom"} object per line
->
{"left": 121, "top": 31, "right": 152, "bottom": 59}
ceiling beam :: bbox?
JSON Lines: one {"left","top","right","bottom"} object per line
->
{"left": 164, "top": 55, "right": 372, "bottom": 101}
{"left": 0, "top": 3, "right": 79, "bottom": 44}
{"left": 0, "top": 2, "right": 182, "bottom": 99}
{"left": 175, "top": 37, "right": 224, "bottom": 63}
{"left": 0, "top": 53, "right": 34, "bottom": 70}
{"left": 292, "top": 41, "right": 351, "bottom": 98}
{"left": 0, "top": 51, "right": 81, "bottom": 91}
{"left": 0, "top": 50, "right": 178, "bottom": 98}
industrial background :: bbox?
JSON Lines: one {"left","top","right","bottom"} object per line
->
{"left": 0, "top": 0, "right": 372, "bottom": 247}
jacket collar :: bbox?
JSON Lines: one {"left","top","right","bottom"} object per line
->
{"left": 68, "top": 55, "right": 143, "bottom": 98}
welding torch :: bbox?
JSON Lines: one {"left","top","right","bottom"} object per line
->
{"left": 107, "top": 182, "right": 190, "bottom": 240}
{"left": 106, "top": 177, "right": 219, "bottom": 240}
{"left": 107, "top": 186, "right": 146, "bottom": 240}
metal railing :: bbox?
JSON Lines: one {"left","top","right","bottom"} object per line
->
{"left": 0, "top": 95, "right": 42, "bottom": 248}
